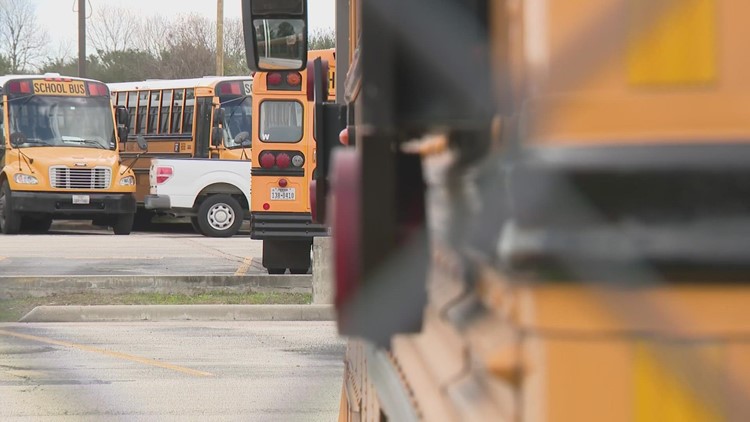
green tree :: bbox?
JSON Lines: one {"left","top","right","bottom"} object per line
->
{"left": 309, "top": 28, "right": 335, "bottom": 50}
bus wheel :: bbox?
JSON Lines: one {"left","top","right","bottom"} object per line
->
{"left": 290, "top": 268, "right": 309, "bottom": 274}
{"left": 113, "top": 213, "right": 134, "bottom": 235}
{"left": 268, "top": 268, "right": 286, "bottom": 275}
{"left": 197, "top": 195, "right": 243, "bottom": 237}
{"left": 22, "top": 216, "right": 52, "bottom": 234}
{"left": 0, "top": 182, "right": 21, "bottom": 234}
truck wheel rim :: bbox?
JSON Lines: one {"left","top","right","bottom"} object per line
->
{"left": 207, "top": 203, "right": 234, "bottom": 230}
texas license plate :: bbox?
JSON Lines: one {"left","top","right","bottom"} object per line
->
{"left": 72, "top": 194, "right": 90, "bottom": 204}
{"left": 270, "top": 187, "right": 295, "bottom": 201}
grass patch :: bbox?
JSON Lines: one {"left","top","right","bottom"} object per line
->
{"left": 0, "top": 291, "right": 312, "bottom": 322}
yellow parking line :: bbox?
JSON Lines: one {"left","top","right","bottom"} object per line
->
{"left": 234, "top": 257, "right": 253, "bottom": 276}
{"left": 0, "top": 329, "right": 213, "bottom": 378}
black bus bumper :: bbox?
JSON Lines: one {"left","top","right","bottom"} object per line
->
{"left": 10, "top": 191, "right": 136, "bottom": 216}
{"left": 250, "top": 212, "right": 328, "bottom": 240}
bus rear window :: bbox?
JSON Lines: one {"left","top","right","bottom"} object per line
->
{"left": 259, "top": 101, "right": 302, "bottom": 142}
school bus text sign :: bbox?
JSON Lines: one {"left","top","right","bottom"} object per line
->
{"left": 32, "top": 80, "right": 87, "bottom": 96}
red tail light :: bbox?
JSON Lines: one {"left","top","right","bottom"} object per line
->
{"left": 286, "top": 72, "right": 302, "bottom": 86}
{"left": 260, "top": 152, "right": 276, "bottom": 168}
{"left": 278, "top": 178, "right": 288, "bottom": 187}
{"left": 276, "top": 153, "right": 291, "bottom": 169}
{"left": 267, "top": 73, "right": 282, "bottom": 86}
{"left": 339, "top": 128, "right": 350, "bottom": 146}
{"left": 156, "top": 166, "right": 173, "bottom": 184}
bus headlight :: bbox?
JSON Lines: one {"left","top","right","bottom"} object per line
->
{"left": 14, "top": 173, "right": 38, "bottom": 184}
{"left": 119, "top": 176, "right": 135, "bottom": 186}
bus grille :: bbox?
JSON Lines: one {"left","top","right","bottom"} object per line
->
{"left": 49, "top": 166, "right": 112, "bottom": 189}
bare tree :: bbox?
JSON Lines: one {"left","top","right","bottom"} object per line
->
{"left": 0, "top": 0, "right": 49, "bottom": 72}
{"left": 87, "top": 5, "right": 139, "bottom": 54}
{"left": 223, "top": 18, "right": 247, "bottom": 75}
{"left": 134, "top": 15, "right": 171, "bottom": 58}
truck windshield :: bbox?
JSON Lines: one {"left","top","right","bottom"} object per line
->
{"left": 8, "top": 95, "right": 115, "bottom": 150}
{"left": 221, "top": 96, "right": 252, "bottom": 149}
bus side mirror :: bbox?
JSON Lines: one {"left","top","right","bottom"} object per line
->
{"left": 118, "top": 127, "right": 129, "bottom": 144}
{"left": 136, "top": 134, "right": 148, "bottom": 151}
{"left": 213, "top": 108, "right": 225, "bottom": 127}
{"left": 242, "top": 0, "right": 308, "bottom": 71}
{"left": 212, "top": 127, "right": 223, "bottom": 147}
{"left": 116, "top": 106, "right": 130, "bottom": 127}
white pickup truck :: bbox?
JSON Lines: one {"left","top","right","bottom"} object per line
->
{"left": 144, "top": 158, "right": 251, "bottom": 237}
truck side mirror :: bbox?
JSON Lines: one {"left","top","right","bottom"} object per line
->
{"left": 211, "top": 127, "right": 223, "bottom": 147}
{"left": 242, "top": 0, "right": 308, "bottom": 71}
{"left": 118, "top": 127, "right": 129, "bottom": 145}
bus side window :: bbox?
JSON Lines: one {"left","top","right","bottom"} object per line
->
{"left": 127, "top": 91, "right": 137, "bottom": 135}
{"left": 0, "top": 103, "right": 5, "bottom": 161}
{"left": 182, "top": 89, "right": 195, "bottom": 134}
{"left": 160, "top": 90, "right": 172, "bottom": 134}
{"left": 148, "top": 90, "right": 160, "bottom": 134}
{"left": 172, "top": 89, "right": 184, "bottom": 133}
{"left": 137, "top": 91, "right": 148, "bottom": 134}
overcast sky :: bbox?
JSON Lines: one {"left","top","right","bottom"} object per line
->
{"left": 32, "top": 0, "right": 336, "bottom": 57}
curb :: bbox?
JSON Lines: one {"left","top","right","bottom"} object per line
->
{"left": 0, "top": 275, "right": 312, "bottom": 299}
{"left": 19, "top": 304, "right": 335, "bottom": 322}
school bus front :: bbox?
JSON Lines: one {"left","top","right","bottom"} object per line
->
{"left": 0, "top": 76, "right": 137, "bottom": 235}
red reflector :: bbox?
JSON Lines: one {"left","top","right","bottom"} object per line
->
{"left": 278, "top": 178, "right": 288, "bottom": 188}
{"left": 339, "top": 128, "right": 350, "bottom": 145}
{"left": 156, "top": 166, "right": 173, "bottom": 184}
{"left": 286, "top": 72, "right": 302, "bottom": 86}
{"left": 260, "top": 152, "right": 276, "bottom": 168}
{"left": 267, "top": 73, "right": 282, "bottom": 86}
{"left": 276, "top": 153, "right": 291, "bottom": 169}
{"left": 263, "top": 203, "right": 270, "bottom": 210}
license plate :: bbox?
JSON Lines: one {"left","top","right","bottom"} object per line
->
{"left": 72, "top": 194, "right": 90, "bottom": 204}
{"left": 270, "top": 187, "right": 295, "bottom": 201}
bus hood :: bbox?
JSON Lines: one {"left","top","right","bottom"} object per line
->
{"left": 18, "top": 147, "right": 120, "bottom": 169}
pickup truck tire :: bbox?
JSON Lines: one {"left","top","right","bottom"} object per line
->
{"left": 0, "top": 182, "right": 21, "bottom": 234}
{"left": 267, "top": 268, "right": 286, "bottom": 275}
{"left": 197, "top": 194, "right": 243, "bottom": 237}
{"left": 113, "top": 213, "right": 134, "bottom": 235}
{"left": 190, "top": 217, "right": 204, "bottom": 235}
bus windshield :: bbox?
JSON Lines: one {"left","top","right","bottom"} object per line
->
{"left": 8, "top": 96, "right": 115, "bottom": 150}
{"left": 221, "top": 96, "right": 252, "bottom": 148}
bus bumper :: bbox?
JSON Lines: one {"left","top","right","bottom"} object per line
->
{"left": 250, "top": 212, "right": 328, "bottom": 240}
{"left": 144, "top": 194, "right": 171, "bottom": 210}
{"left": 10, "top": 192, "right": 136, "bottom": 215}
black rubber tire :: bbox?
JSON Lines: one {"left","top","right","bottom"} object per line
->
{"left": 113, "top": 213, "right": 134, "bottom": 235}
{"left": 289, "top": 268, "right": 309, "bottom": 275}
{"left": 267, "top": 268, "right": 286, "bottom": 275}
{"left": 22, "top": 217, "right": 52, "bottom": 234}
{"left": 0, "top": 182, "right": 21, "bottom": 234}
{"left": 190, "top": 217, "right": 204, "bottom": 235}
{"left": 196, "top": 194, "right": 243, "bottom": 237}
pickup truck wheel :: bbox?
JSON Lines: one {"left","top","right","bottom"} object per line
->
{"left": 190, "top": 217, "right": 204, "bottom": 235}
{"left": 197, "top": 195, "right": 243, "bottom": 237}
{"left": 0, "top": 182, "right": 21, "bottom": 234}
{"left": 113, "top": 213, "right": 134, "bottom": 235}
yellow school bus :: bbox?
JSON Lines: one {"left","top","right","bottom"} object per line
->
{"left": 0, "top": 74, "right": 137, "bottom": 235}
{"left": 250, "top": 49, "right": 335, "bottom": 274}
{"left": 245, "top": 0, "right": 750, "bottom": 420}
{"left": 108, "top": 77, "right": 253, "bottom": 212}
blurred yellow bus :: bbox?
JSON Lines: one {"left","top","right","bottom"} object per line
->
{"left": 250, "top": 49, "right": 335, "bottom": 274}
{"left": 0, "top": 74, "right": 137, "bottom": 235}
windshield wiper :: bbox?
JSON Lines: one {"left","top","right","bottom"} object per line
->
{"left": 62, "top": 139, "right": 108, "bottom": 149}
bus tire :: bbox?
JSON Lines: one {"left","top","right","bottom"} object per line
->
{"left": 290, "top": 267, "right": 309, "bottom": 274}
{"left": 268, "top": 268, "right": 286, "bottom": 275}
{"left": 113, "top": 213, "right": 134, "bottom": 235}
{"left": 22, "top": 216, "right": 52, "bottom": 234}
{"left": 197, "top": 194, "right": 243, "bottom": 237}
{"left": 0, "top": 182, "right": 21, "bottom": 234}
